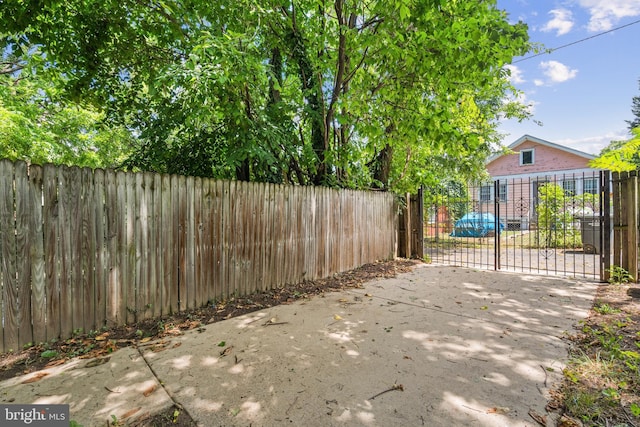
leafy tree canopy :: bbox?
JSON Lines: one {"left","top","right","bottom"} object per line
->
{"left": 1, "top": 0, "right": 531, "bottom": 191}
{"left": 590, "top": 128, "right": 640, "bottom": 172}
{"left": 627, "top": 78, "right": 640, "bottom": 132}
{"left": 0, "top": 46, "right": 134, "bottom": 168}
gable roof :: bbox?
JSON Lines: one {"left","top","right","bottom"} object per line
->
{"left": 486, "top": 134, "right": 596, "bottom": 164}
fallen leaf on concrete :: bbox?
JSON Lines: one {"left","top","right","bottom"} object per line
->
{"left": 84, "top": 357, "right": 110, "bottom": 368}
{"left": 21, "top": 372, "right": 48, "bottom": 384}
{"left": 95, "top": 333, "right": 109, "bottom": 341}
{"left": 220, "top": 346, "right": 234, "bottom": 357}
{"left": 143, "top": 385, "right": 157, "bottom": 397}
{"left": 334, "top": 314, "right": 343, "bottom": 320}
{"left": 45, "top": 359, "right": 67, "bottom": 368}
{"left": 557, "top": 414, "right": 582, "bottom": 427}
{"left": 121, "top": 407, "right": 141, "bottom": 419}
{"left": 487, "top": 407, "right": 510, "bottom": 414}
{"left": 528, "top": 409, "right": 547, "bottom": 426}
{"left": 480, "top": 306, "right": 488, "bottom": 310}
{"left": 364, "top": 293, "right": 372, "bottom": 297}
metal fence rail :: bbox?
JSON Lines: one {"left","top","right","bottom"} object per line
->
{"left": 424, "top": 171, "right": 610, "bottom": 281}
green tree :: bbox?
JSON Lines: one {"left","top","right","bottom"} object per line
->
{"left": 0, "top": 50, "right": 133, "bottom": 167}
{"left": 626, "top": 78, "right": 640, "bottom": 131}
{"left": 536, "top": 183, "right": 581, "bottom": 248}
{"left": 590, "top": 128, "right": 640, "bottom": 172}
{"left": 1, "top": 0, "right": 531, "bottom": 189}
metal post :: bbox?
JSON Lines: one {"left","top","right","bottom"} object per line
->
{"left": 494, "top": 180, "right": 501, "bottom": 270}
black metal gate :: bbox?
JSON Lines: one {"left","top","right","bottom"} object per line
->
{"left": 423, "top": 171, "right": 611, "bottom": 281}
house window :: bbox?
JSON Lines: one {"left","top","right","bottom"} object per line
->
{"left": 520, "top": 149, "right": 534, "bottom": 165}
{"left": 498, "top": 183, "right": 508, "bottom": 201}
{"left": 584, "top": 178, "right": 598, "bottom": 195}
{"left": 479, "top": 185, "right": 491, "bottom": 201}
{"left": 563, "top": 180, "right": 576, "bottom": 196}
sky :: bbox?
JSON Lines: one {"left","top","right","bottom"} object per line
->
{"left": 495, "top": 0, "right": 640, "bottom": 155}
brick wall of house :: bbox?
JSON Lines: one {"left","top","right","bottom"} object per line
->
{"left": 487, "top": 140, "right": 591, "bottom": 176}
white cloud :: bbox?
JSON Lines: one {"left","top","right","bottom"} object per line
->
{"left": 557, "top": 130, "right": 630, "bottom": 154}
{"left": 533, "top": 79, "right": 545, "bottom": 86}
{"left": 541, "top": 8, "right": 574, "bottom": 35}
{"left": 539, "top": 60, "right": 578, "bottom": 83}
{"left": 578, "top": 0, "right": 640, "bottom": 31}
{"left": 504, "top": 64, "right": 525, "bottom": 84}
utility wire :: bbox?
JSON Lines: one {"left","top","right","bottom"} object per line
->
{"left": 513, "top": 17, "right": 640, "bottom": 64}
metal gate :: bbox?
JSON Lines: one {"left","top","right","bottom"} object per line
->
{"left": 423, "top": 171, "right": 611, "bottom": 281}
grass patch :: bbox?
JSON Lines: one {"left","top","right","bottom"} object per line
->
{"left": 559, "top": 282, "right": 640, "bottom": 426}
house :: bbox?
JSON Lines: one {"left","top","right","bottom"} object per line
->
{"left": 480, "top": 134, "right": 598, "bottom": 230}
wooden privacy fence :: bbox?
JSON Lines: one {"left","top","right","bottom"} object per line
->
{"left": 0, "top": 159, "right": 397, "bottom": 353}
{"left": 612, "top": 171, "right": 639, "bottom": 281}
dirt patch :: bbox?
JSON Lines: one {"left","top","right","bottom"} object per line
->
{"left": 558, "top": 280, "right": 640, "bottom": 426}
{"left": 0, "top": 259, "right": 419, "bottom": 427}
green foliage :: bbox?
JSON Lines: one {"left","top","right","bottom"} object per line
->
{"left": 607, "top": 266, "right": 634, "bottom": 284}
{"left": 1, "top": 0, "right": 532, "bottom": 190}
{"left": 626, "top": 78, "right": 640, "bottom": 131}
{"left": 0, "top": 54, "right": 133, "bottom": 168}
{"left": 535, "top": 183, "right": 581, "bottom": 248}
{"left": 590, "top": 128, "right": 640, "bottom": 172}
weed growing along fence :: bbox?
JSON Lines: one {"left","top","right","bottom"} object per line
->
{"left": 0, "top": 159, "right": 397, "bottom": 353}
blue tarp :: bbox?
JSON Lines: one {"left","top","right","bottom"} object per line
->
{"left": 450, "top": 212, "right": 504, "bottom": 237}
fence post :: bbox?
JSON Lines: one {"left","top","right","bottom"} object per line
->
{"left": 494, "top": 180, "right": 501, "bottom": 271}
{"left": 600, "top": 170, "right": 611, "bottom": 283}
{"left": 412, "top": 187, "right": 424, "bottom": 259}
{"left": 612, "top": 171, "right": 639, "bottom": 282}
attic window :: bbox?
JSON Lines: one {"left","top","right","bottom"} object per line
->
{"left": 520, "top": 149, "right": 534, "bottom": 165}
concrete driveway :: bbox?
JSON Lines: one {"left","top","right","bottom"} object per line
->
{"left": 0, "top": 264, "right": 598, "bottom": 426}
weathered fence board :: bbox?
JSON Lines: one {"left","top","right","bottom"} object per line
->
{"left": 612, "top": 171, "right": 639, "bottom": 281}
{"left": 0, "top": 160, "right": 397, "bottom": 352}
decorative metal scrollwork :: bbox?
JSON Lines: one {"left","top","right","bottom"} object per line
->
{"left": 514, "top": 197, "right": 530, "bottom": 217}
{"left": 540, "top": 247, "right": 555, "bottom": 259}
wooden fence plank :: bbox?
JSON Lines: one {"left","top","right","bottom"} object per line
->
{"left": 213, "top": 180, "right": 224, "bottom": 301}
{"left": 185, "top": 176, "right": 196, "bottom": 309}
{"left": 222, "top": 181, "right": 232, "bottom": 298}
{"left": 104, "top": 170, "right": 118, "bottom": 327}
{"left": 612, "top": 173, "right": 622, "bottom": 268}
{"left": 171, "top": 175, "right": 181, "bottom": 312}
{"left": 261, "top": 183, "right": 273, "bottom": 291}
{"left": 68, "top": 167, "right": 83, "bottom": 334}
{"left": 113, "top": 171, "right": 128, "bottom": 325}
{"left": 81, "top": 168, "right": 95, "bottom": 333}
{"left": 125, "top": 172, "right": 136, "bottom": 324}
{"left": 193, "top": 177, "right": 203, "bottom": 308}
{"left": 93, "top": 169, "right": 107, "bottom": 330}
{"left": 201, "top": 178, "right": 213, "bottom": 305}
{"left": 236, "top": 181, "right": 247, "bottom": 295}
{"left": 304, "top": 186, "right": 316, "bottom": 282}
{"left": 13, "top": 162, "right": 32, "bottom": 347}
{"left": 160, "top": 174, "right": 173, "bottom": 315}
{"left": 28, "top": 165, "right": 46, "bottom": 345}
{"left": 0, "top": 160, "right": 17, "bottom": 352}
{"left": 152, "top": 173, "right": 163, "bottom": 318}
{"left": 57, "top": 167, "right": 73, "bottom": 338}
{"left": 176, "top": 175, "right": 187, "bottom": 311}
{"left": 43, "top": 164, "right": 60, "bottom": 341}
{"left": 144, "top": 172, "right": 156, "bottom": 319}
{"left": 250, "top": 183, "right": 262, "bottom": 292}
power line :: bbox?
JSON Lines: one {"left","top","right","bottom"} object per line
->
{"left": 513, "top": 17, "right": 640, "bottom": 64}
